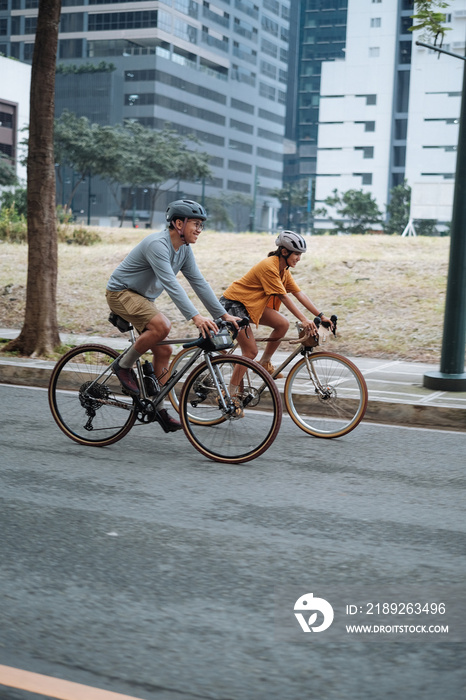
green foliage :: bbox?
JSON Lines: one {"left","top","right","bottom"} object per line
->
{"left": 0, "top": 153, "right": 18, "bottom": 186}
{"left": 58, "top": 226, "right": 102, "bottom": 245}
{"left": 205, "top": 195, "right": 234, "bottom": 230}
{"left": 0, "top": 205, "right": 27, "bottom": 242}
{"left": 410, "top": 1, "right": 451, "bottom": 45}
{"left": 56, "top": 61, "right": 116, "bottom": 74}
{"left": 53, "top": 112, "right": 211, "bottom": 224}
{"left": 56, "top": 204, "right": 74, "bottom": 224}
{"left": 413, "top": 219, "right": 439, "bottom": 236}
{"left": 0, "top": 187, "right": 27, "bottom": 217}
{"left": 321, "top": 188, "right": 383, "bottom": 234}
{"left": 383, "top": 180, "right": 411, "bottom": 235}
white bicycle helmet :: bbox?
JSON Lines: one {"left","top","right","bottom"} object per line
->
{"left": 274, "top": 230, "right": 307, "bottom": 253}
{"left": 166, "top": 199, "right": 207, "bottom": 223}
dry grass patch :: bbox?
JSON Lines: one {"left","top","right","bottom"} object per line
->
{"left": 0, "top": 228, "right": 453, "bottom": 362}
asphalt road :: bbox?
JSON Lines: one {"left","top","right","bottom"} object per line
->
{"left": 1, "top": 384, "right": 465, "bottom": 700}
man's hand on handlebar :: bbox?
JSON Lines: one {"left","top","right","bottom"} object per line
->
{"left": 192, "top": 314, "right": 221, "bottom": 338}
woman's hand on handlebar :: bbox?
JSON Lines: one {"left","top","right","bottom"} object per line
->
{"left": 300, "top": 318, "right": 319, "bottom": 336}
{"left": 222, "top": 312, "right": 241, "bottom": 331}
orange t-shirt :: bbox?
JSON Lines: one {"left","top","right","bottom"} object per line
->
{"left": 222, "top": 255, "right": 301, "bottom": 325}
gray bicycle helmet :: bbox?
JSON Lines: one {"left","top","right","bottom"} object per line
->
{"left": 274, "top": 230, "right": 307, "bottom": 253}
{"left": 166, "top": 199, "right": 207, "bottom": 223}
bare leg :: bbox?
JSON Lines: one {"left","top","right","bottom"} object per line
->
{"left": 258, "top": 307, "right": 289, "bottom": 363}
{"left": 230, "top": 327, "right": 258, "bottom": 392}
{"left": 134, "top": 313, "right": 173, "bottom": 384}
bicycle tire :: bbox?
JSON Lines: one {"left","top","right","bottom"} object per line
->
{"left": 284, "top": 351, "right": 368, "bottom": 438}
{"left": 48, "top": 344, "right": 137, "bottom": 447}
{"left": 179, "top": 355, "right": 282, "bottom": 463}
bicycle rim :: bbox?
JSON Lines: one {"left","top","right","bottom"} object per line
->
{"left": 284, "top": 352, "right": 368, "bottom": 438}
{"left": 48, "top": 344, "right": 137, "bottom": 446}
{"left": 179, "top": 356, "right": 282, "bottom": 463}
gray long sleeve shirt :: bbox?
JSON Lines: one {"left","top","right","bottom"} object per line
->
{"left": 107, "top": 228, "right": 226, "bottom": 320}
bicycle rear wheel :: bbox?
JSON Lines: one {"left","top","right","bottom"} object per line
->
{"left": 284, "top": 351, "right": 368, "bottom": 438}
{"left": 48, "top": 344, "right": 137, "bottom": 446}
{"left": 179, "top": 355, "right": 282, "bottom": 463}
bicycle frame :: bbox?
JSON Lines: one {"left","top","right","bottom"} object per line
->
{"left": 82, "top": 325, "right": 244, "bottom": 416}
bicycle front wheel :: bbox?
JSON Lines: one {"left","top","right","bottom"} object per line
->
{"left": 284, "top": 351, "right": 368, "bottom": 438}
{"left": 48, "top": 344, "right": 137, "bottom": 446}
{"left": 179, "top": 355, "right": 282, "bottom": 463}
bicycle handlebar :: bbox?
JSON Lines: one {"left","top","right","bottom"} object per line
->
{"left": 314, "top": 314, "right": 338, "bottom": 336}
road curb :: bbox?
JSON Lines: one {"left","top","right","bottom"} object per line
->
{"left": 1, "top": 359, "right": 465, "bottom": 433}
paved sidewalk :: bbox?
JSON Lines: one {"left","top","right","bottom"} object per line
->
{"left": 0, "top": 327, "right": 465, "bottom": 432}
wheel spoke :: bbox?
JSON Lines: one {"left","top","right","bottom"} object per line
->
{"left": 49, "top": 344, "right": 137, "bottom": 446}
{"left": 180, "top": 356, "right": 282, "bottom": 463}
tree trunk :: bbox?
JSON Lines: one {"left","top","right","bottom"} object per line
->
{"left": 5, "top": 0, "right": 62, "bottom": 356}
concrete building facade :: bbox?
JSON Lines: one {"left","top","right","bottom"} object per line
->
{"left": 0, "top": 54, "right": 30, "bottom": 185}
{"left": 315, "top": 0, "right": 466, "bottom": 230}
{"left": 0, "top": 0, "right": 290, "bottom": 229}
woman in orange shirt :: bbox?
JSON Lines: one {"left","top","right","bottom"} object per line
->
{"left": 220, "top": 230, "right": 333, "bottom": 376}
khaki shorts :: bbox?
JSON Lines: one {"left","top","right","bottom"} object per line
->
{"left": 106, "top": 289, "right": 159, "bottom": 334}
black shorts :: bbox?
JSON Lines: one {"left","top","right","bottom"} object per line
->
{"left": 219, "top": 296, "right": 251, "bottom": 322}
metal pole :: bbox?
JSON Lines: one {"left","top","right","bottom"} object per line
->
{"left": 87, "top": 171, "right": 91, "bottom": 226}
{"left": 421, "top": 42, "right": 466, "bottom": 390}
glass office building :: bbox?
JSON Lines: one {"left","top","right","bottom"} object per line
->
{"left": 0, "top": 0, "right": 291, "bottom": 228}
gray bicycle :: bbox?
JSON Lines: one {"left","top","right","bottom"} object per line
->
{"left": 48, "top": 315, "right": 282, "bottom": 464}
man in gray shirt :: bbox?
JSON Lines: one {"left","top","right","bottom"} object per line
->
{"left": 106, "top": 199, "right": 238, "bottom": 431}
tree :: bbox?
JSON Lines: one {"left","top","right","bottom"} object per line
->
{"left": 205, "top": 195, "right": 234, "bottom": 231}
{"left": 321, "top": 188, "right": 383, "bottom": 234}
{"left": 271, "top": 182, "right": 308, "bottom": 229}
{"left": 53, "top": 117, "right": 212, "bottom": 225}
{"left": 4, "top": 0, "right": 62, "bottom": 356}
{"left": 410, "top": 1, "right": 451, "bottom": 46}
{"left": 110, "top": 123, "right": 211, "bottom": 226}
{"left": 383, "top": 180, "right": 411, "bottom": 235}
{"left": 0, "top": 153, "right": 18, "bottom": 186}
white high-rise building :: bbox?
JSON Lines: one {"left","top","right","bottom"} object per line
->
{"left": 315, "top": 0, "right": 466, "bottom": 230}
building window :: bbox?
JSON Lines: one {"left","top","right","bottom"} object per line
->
{"left": 396, "top": 71, "right": 410, "bottom": 112}
{"left": 25, "top": 16, "right": 38, "bottom": 33}
{"left": 355, "top": 146, "right": 374, "bottom": 159}
{"left": 394, "top": 145, "right": 406, "bottom": 167}
{"left": 369, "top": 46, "right": 380, "bottom": 57}
{"left": 229, "top": 139, "right": 253, "bottom": 154}
{"left": 370, "top": 18, "right": 381, "bottom": 28}
{"left": 395, "top": 119, "right": 407, "bottom": 139}
{"left": 261, "top": 38, "right": 277, "bottom": 58}
{"left": 228, "top": 159, "right": 252, "bottom": 173}
{"left": 356, "top": 94, "right": 377, "bottom": 105}
{"left": 228, "top": 179, "right": 251, "bottom": 193}
{"left": 59, "top": 38, "right": 83, "bottom": 58}
{"left": 259, "top": 82, "right": 276, "bottom": 101}
{"left": 355, "top": 121, "right": 375, "bottom": 132}
{"left": 260, "top": 59, "right": 277, "bottom": 79}
{"left": 60, "top": 13, "right": 84, "bottom": 32}
{"left": 230, "top": 118, "right": 254, "bottom": 134}
{"left": 231, "top": 97, "right": 254, "bottom": 114}
{"left": 261, "top": 14, "right": 278, "bottom": 37}
{"left": 353, "top": 173, "right": 373, "bottom": 185}
{"left": 88, "top": 11, "right": 158, "bottom": 31}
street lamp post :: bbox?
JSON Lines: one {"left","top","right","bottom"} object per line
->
{"left": 416, "top": 42, "right": 466, "bottom": 390}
